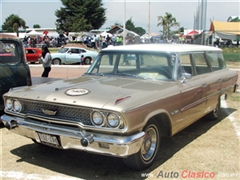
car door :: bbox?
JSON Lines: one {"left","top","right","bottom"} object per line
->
{"left": 65, "top": 48, "right": 81, "bottom": 64}
{"left": 203, "top": 52, "right": 237, "bottom": 112}
{"left": 25, "top": 49, "right": 36, "bottom": 62}
{"left": 176, "top": 53, "right": 208, "bottom": 130}
{"left": 201, "top": 52, "right": 223, "bottom": 113}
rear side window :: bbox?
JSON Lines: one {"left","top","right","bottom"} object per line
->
{"left": 71, "top": 48, "right": 80, "bottom": 54}
{"left": 206, "top": 52, "right": 226, "bottom": 71}
{"left": 0, "top": 41, "right": 19, "bottom": 63}
{"left": 192, "top": 53, "right": 211, "bottom": 75}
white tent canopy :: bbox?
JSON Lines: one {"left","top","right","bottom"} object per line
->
{"left": 26, "top": 30, "right": 42, "bottom": 36}
{"left": 99, "top": 31, "right": 112, "bottom": 37}
{"left": 215, "top": 31, "right": 238, "bottom": 41}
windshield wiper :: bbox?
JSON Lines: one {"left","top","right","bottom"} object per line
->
{"left": 113, "top": 73, "right": 144, "bottom": 79}
{"left": 84, "top": 73, "right": 104, "bottom": 76}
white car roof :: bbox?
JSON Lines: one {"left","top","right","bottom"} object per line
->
{"left": 64, "top": 47, "right": 86, "bottom": 49}
{"left": 102, "top": 44, "right": 222, "bottom": 53}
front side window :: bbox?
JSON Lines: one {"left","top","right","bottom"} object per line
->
{"left": 86, "top": 51, "right": 176, "bottom": 81}
{"left": 0, "top": 40, "right": 19, "bottom": 63}
{"left": 58, "top": 48, "right": 68, "bottom": 53}
{"left": 26, "top": 49, "right": 36, "bottom": 54}
{"left": 206, "top": 52, "right": 226, "bottom": 71}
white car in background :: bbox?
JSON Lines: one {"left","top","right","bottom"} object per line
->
{"left": 51, "top": 47, "right": 98, "bottom": 65}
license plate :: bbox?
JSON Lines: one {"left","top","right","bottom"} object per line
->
{"left": 37, "top": 132, "right": 61, "bottom": 147}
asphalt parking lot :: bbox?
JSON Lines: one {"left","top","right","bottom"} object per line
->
{"left": 0, "top": 65, "right": 239, "bottom": 180}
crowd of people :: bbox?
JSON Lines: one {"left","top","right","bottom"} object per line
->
{"left": 84, "top": 34, "right": 124, "bottom": 50}
{"left": 23, "top": 34, "right": 67, "bottom": 48}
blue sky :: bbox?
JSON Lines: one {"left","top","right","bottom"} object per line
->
{"left": 1, "top": 0, "right": 239, "bottom": 33}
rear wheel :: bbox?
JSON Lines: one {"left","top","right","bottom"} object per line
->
{"left": 84, "top": 57, "right": 92, "bottom": 65}
{"left": 206, "top": 99, "right": 220, "bottom": 121}
{"left": 52, "top": 59, "right": 61, "bottom": 65}
{"left": 123, "top": 119, "right": 160, "bottom": 170}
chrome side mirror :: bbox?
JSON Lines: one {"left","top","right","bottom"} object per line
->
{"left": 182, "top": 73, "right": 192, "bottom": 79}
{"left": 180, "top": 73, "right": 192, "bottom": 83}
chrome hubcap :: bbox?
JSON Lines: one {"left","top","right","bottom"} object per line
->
{"left": 141, "top": 126, "right": 157, "bottom": 161}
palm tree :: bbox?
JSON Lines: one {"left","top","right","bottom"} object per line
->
{"left": 2, "top": 14, "right": 26, "bottom": 37}
{"left": 157, "top": 15, "right": 167, "bottom": 40}
{"left": 157, "top": 12, "right": 180, "bottom": 40}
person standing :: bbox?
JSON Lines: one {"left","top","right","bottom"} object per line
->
{"left": 111, "top": 34, "right": 116, "bottom": 46}
{"left": 40, "top": 45, "right": 52, "bottom": 77}
{"left": 80, "top": 55, "right": 84, "bottom": 65}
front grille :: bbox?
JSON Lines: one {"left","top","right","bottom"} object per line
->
{"left": 19, "top": 100, "right": 93, "bottom": 126}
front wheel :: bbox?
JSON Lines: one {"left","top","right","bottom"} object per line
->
{"left": 52, "top": 59, "right": 61, "bottom": 65}
{"left": 123, "top": 119, "right": 160, "bottom": 170}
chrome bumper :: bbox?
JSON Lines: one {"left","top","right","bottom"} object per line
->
{"left": 1, "top": 114, "right": 145, "bottom": 157}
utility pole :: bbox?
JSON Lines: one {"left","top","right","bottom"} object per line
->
{"left": 148, "top": 1, "right": 150, "bottom": 39}
{"left": 123, "top": 0, "right": 126, "bottom": 45}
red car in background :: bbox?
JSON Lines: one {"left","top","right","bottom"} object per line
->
{"left": 25, "top": 48, "right": 42, "bottom": 64}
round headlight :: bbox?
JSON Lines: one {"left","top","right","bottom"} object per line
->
{"left": 107, "top": 113, "right": 120, "bottom": 128}
{"left": 92, "top": 111, "right": 104, "bottom": 126}
{"left": 5, "top": 99, "right": 13, "bottom": 111}
{"left": 13, "top": 100, "right": 22, "bottom": 112}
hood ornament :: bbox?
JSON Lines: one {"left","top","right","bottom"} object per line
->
{"left": 65, "top": 88, "right": 90, "bottom": 96}
{"left": 42, "top": 109, "right": 57, "bottom": 116}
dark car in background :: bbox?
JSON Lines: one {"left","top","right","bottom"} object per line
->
{"left": 0, "top": 33, "right": 32, "bottom": 116}
{"left": 25, "top": 47, "right": 42, "bottom": 64}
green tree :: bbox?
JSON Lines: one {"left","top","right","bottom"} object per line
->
{"left": 1, "top": 14, "right": 26, "bottom": 37}
{"left": 126, "top": 18, "right": 135, "bottom": 31}
{"left": 179, "top": 27, "right": 185, "bottom": 33}
{"left": 157, "top": 12, "right": 180, "bottom": 40}
{"left": 157, "top": 15, "right": 167, "bottom": 39}
{"left": 125, "top": 18, "right": 146, "bottom": 36}
{"left": 33, "top": 24, "right": 41, "bottom": 28}
{"left": 134, "top": 27, "right": 146, "bottom": 36}
{"left": 55, "top": 0, "right": 106, "bottom": 32}
{"left": 230, "top": 17, "right": 240, "bottom": 22}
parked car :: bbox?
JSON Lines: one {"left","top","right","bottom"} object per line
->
{"left": 1, "top": 44, "right": 238, "bottom": 170}
{"left": 51, "top": 47, "right": 98, "bottom": 65}
{"left": 25, "top": 47, "right": 42, "bottom": 64}
{"left": 0, "top": 33, "right": 32, "bottom": 116}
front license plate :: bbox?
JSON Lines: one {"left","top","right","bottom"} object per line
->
{"left": 37, "top": 132, "right": 61, "bottom": 147}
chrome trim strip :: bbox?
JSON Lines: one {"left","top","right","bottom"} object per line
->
{"left": 181, "top": 98, "right": 206, "bottom": 112}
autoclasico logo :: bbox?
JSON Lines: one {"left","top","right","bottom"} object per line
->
{"left": 156, "top": 170, "right": 215, "bottom": 178}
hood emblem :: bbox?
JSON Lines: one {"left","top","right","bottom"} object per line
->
{"left": 65, "top": 88, "right": 90, "bottom": 96}
{"left": 42, "top": 109, "right": 57, "bottom": 116}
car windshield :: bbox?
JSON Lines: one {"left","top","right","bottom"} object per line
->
{"left": 85, "top": 51, "right": 178, "bottom": 81}
{"left": 57, "top": 48, "right": 69, "bottom": 53}
{"left": 0, "top": 41, "right": 20, "bottom": 63}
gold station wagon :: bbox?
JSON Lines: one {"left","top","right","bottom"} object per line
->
{"left": 1, "top": 44, "right": 238, "bottom": 170}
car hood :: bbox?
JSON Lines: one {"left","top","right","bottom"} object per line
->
{"left": 6, "top": 76, "right": 178, "bottom": 111}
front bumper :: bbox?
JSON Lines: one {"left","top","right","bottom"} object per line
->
{"left": 1, "top": 114, "right": 145, "bottom": 157}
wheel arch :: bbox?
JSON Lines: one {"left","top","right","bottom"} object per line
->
{"left": 144, "top": 112, "right": 172, "bottom": 137}
{"left": 52, "top": 58, "right": 62, "bottom": 65}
